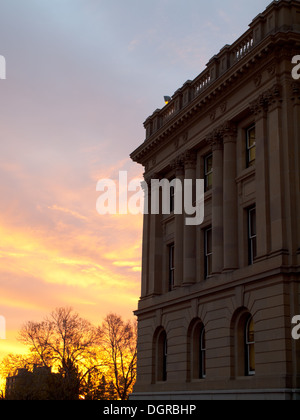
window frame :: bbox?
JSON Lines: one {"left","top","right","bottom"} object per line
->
{"left": 246, "top": 125, "right": 256, "bottom": 168}
{"left": 245, "top": 316, "right": 255, "bottom": 376}
{"left": 188, "top": 320, "right": 206, "bottom": 381}
{"left": 169, "top": 177, "right": 176, "bottom": 213}
{"left": 199, "top": 327, "right": 206, "bottom": 379}
{"left": 168, "top": 243, "right": 175, "bottom": 291}
{"left": 204, "top": 227, "right": 213, "bottom": 278}
{"left": 247, "top": 206, "right": 257, "bottom": 265}
{"left": 162, "top": 333, "right": 168, "bottom": 382}
{"left": 204, "top": 154, "right": 213, "bottom": 192}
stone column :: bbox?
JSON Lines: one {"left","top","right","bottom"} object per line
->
{"left": 249, "top": 96, "right": 270, "bottom": 260}
{"left": 267, "top": 85, "right": 285, "bottom": 255}
{"left": 183, "top": 151, "right": 197, "bottom": 286}
{"left": 222, "top": 122, "right": 238, "bottom": 271}
{"left": 172, "top": 158, "right": 184, "bottom": 289}
{"left": 291, "top": 82, "right": 300, "bottom": 262}
{"left": 141, "top": 176, "right": 150, "bottom": 298}
{"left": 208, "top": 131, "right": 224, "bottom": 274}
{"left": 148, "top": 173, "right": 163, "bottom": 296}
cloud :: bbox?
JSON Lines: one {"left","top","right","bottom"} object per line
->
{"left": 217, "top": 9, "right": 234, "bottom": 25}
{"left": 0, "top": 0, "right": 275, "bottom": 368}
{"left": 128, "top": 39, "right": 140, "bottom": 52}
{"left": 48, "top": 205, "right": 88, "bottom": 221}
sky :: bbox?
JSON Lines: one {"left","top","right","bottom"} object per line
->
{"left": 0, "top": 0, "right": 273, "bottom": 361}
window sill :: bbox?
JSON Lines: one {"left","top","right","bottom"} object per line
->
{"left": 236, "top": 165, "right": 255, "bottom": 184}
{"left": 190, "top": 378, "right": 207, "bottom": 383}
{"left": 162, "top": 212, "right": 175, "bottom": 223}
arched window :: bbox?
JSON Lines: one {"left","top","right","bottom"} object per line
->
{"left": 153, "top": 328, "right": 167, "bottom": 383}
{"left": 187, "top": 319, "right": 206, "bottom": 381}
{"left": 231, "top": 309, "right": 256, "bottom": 378}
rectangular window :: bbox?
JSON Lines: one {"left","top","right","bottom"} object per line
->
{"left": 170, "top": 182, "right": 175, "bottom": 213}
{"left": 168, "top": 244, "right": 175, "bottom": 291}
{"left": 204, "top": 228, "right": 212, "bottom": 278}
{"left": 204, "top": 154, "right": 213, "bottom": 192}
{"left": 248, "top": 207, "right": 257, "bottom": 265}
{"left": 246, "top": 125, "right": 256, "bottom": 168}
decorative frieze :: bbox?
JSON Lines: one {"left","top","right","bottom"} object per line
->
{"left": 206, "top": 130, "right": 223, "bottom": 151}
{"left": 291, "top": 81, "right": 300, "bottom": 103}
{"left": 249, "top": 84, "right": 282, "bottom": 116}
{"left": 206, "top": 120, "right": 237, "bottom": 149}
{"left": 220, "top": 121, "right": 237, "bottom": 142}
{"left": 219, "top": 101, "right": 228, "bottom": 114}
{"left": 254, "top": 73, "right": 262, "bottom": 88}
{"left": 183, "top": 150, "right": 197, "bottom": 169}
{"left": 170, "top": 156, "right": 184, "bottom": 175}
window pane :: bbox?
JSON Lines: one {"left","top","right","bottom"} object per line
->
{"left": 170, "top": 185, "right": 175, "bottom": 213}
{"left": 205, "top": 155, "right": 213, "bottom": 192}
{"left": 249, "top": 343, "right": 256, "bottom": 373}
{"left": 207, "top": 255, "right": 212, "bottom": 275}
{"left": 248, "top": 127, "right": 256, "bottom": 148}
{"left": 247, "top": 318, "right": 255, "bottom": 343}
{"left": 162, "top": 333, "right": 167, "bottom": 381}
{"left": 205, "top": 228, "right": 213, "bottom": 278}
{"left": 206, "top": 155, "right": 213, "bottom": 172}
{"left": 206, "top": 229, "right": 212, "bottom": 254}
{"left": 249, "top": 208, "right": 256, "bottom": 237}
{"left": 248, "top": 148, "right": 256, "bottom": 166}
{"left": 206, "top": 173, "right": 213, "bottom": 191}
{"left": 200, "top": 329, "right": 206, "bottom": 351}
{"left": 246, "top": 317, "right": 255, "bottom": 375}
{"left": 169, "top": 245, "right": 175, "bottom": 291}
{"left": 200, "top": 329, "right": 206, "bottom": 379}
{"left": 246, "top": 126, "right": 256, "bottom": 167}
{"left": 248, "top": 207, "right": 257, "bottom": 265}
{"left": 252, "top": 237, "right": 257, "bottom": 260}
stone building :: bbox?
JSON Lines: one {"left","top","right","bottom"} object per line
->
{"left": 5, "top": 366, "right": 54, "bottom": 400}
{"left": 130, "top": 0, "right": 300, "bottom": 400}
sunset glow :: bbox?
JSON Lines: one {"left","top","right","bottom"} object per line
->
{"left": 0, "top": 0, "right": 273, "bottom": 375}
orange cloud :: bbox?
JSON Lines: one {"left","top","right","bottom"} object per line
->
{"left": 0, "top": 207, "right": 142, "bottom": 363}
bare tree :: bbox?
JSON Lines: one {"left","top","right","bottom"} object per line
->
{"left": 18, "top": 307, "right": 101, "bottom": 399}
{"left": 18, "top": 321, "right": 53, "bottom": 367}
{"left": 99, "top": 313, "right": 137, "bottom": 400}
{"left": 1, "top": 309, "right": 137, "bottom": 400}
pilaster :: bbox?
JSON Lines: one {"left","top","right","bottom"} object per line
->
{"left": 171, "top": 157, "right": 184, "bottom": 289}
{"left": 291, "top": 82, "right": 300, "bottom": 261}
{"left": 183, "top": 151, "right": 197, "bottom": 286}
{"left": 147, "top": 172, "right": 163, "bottom": 296}
{"left": 249, "top": 93, "right": 270, "bottom": 260}
{"left": 265, "top": 85, "right": 286, "bottom": 256}
{"left": 207, "top": 131, "right": 224, "bottom": 274}
{"left": 221, "top": 122, "right": 238, "bottom": 271}
{"left": 141, "top": 175, "right": 150, "bottom": 298}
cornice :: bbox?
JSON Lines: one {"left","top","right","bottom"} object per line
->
{"left": 131, "top": 2, "right": 300, "bottom": 165}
